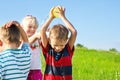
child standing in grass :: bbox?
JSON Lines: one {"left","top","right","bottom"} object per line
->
{"left": 21, "top": 15, "right": 42, "bottom": 80}
{"left": 0, "top": 21, "right": 31, "bottom": 80}
{"left": 40, "top": 6, "right": 77, "bottom": 80}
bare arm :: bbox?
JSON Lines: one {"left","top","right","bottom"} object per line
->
{"left": 61, "top": 16, "right": 77, "bottom": 50}
{"left": 58, "top": 6, "right": 77, "bottom": 50}
{"left": 40, "top": 8, "right": 54, "bottom": 48}
{"left": 28, "top": 32, "right": 40, "bottom": 45}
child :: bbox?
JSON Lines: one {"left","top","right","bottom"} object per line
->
{"left": 0, "top": 21, "right": 31, "bottom": 80}
{"left": 40, "top": 6, "right": 77, "bottom": 80}
{"left": 21, "top": 15, "right": 42, "bottom": 80}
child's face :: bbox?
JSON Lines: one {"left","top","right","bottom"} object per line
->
{"left": 50, "top": 38, "right": 67, "bottom": 52}
{"left": 24, "top": 22, "right": 37, "bottom": 37}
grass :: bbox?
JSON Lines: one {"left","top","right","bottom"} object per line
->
{"left": 72, "top": 48, "right": 120, "bottom": 80}
{"left": 41, "top": 48, "right": 120, "bottom": 80}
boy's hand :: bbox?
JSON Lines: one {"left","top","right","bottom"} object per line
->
{"left": 59, "top": 6, "right": 65, "bottom": 18}
{"left": 49, "top": 7, "right": 55, "bottom": 19}
{"left": 53, "top": 6, "right": 65, "bottom": 18}
{"left": 3, "top": 21, "right": 20, "bottom": 28}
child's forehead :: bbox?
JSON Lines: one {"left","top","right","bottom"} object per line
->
{"left": 50, "top": 39, "right": 66, "bottom": 46}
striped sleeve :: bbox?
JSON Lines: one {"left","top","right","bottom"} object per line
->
{"left": 0, "top": 61, "right": 2, "bottom": 80}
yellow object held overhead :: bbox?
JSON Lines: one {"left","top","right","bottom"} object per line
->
{"left": 52, "top": 7, "right": 60, "bottom": 18}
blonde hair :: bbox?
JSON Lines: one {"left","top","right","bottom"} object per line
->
{"left": 0, "top": 24, "right": 20, "bottom": 44}
{"left": 49, "top": 24, "right": 68, "bottom": 40}
{"left": 21, "top": 15, "right": 39, "bottom": 28}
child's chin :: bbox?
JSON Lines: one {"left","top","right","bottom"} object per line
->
{"left": 55, "top": 49, "right": 62, "bottom": 52}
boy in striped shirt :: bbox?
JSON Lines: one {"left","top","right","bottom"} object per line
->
{"left": 40, "top": 6, "right": 77, "bottom": 80}
{"left": 0, "top": 21, "right": 31, "bottom": 80}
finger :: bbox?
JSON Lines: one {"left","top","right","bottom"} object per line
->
{"left": 4, "top": 21, "right": 12, "bottom": 28}
{"left": 57, "top": 5, "right": 62, "bottom": 11}
{"left": 62, "top": 7, "right": 65, "bottom": 11}
{"left": 51, "top": 7, "right": 55, "bottom": 12}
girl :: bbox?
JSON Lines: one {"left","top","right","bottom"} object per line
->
{"left": 21, "top": 15, "right": 42, "bottom": 80}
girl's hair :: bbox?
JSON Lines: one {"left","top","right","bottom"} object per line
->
{"left": 49, "top": 24, "right": 68, "bottom": 40}
{"left": 21, "top": 15, "right": 39, "bottom": 28}
{"left": 0, "top": 24, "right": 20, "bottom": 44}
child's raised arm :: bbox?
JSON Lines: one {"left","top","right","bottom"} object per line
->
{"left": 58, "top": 6, "right": 77, "bottom": 50}
{"left": 40, "top": 7, "right": 54, "bottom": 48}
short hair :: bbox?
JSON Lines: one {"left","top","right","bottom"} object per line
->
{"left": 21, "top": 15, "right": 39, "bottom": 28}
{"left": 0, "top": 24, "right": 20, "bottom": 44}
{"left": 49, "top": 24, "right": 68, "bottom": 40}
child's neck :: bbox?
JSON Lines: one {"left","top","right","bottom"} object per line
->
{"left": 4, "top": 43, "right": 19, "bottom": 49}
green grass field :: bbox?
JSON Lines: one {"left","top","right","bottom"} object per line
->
{"left": 41, "top": 48, "right": 120, "bottom": 80}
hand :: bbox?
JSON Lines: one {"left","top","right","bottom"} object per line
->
{"left": 35, "top": 32, "right": 41, "bottom": 39}
{"left": 55, "top": 6, "right": 65, "bottom": 18}
{"left": 3, "top": 21, "right": 20, "bottom": 28}
{"left": 49, "top": 7, "right": 55, "bottom": 19}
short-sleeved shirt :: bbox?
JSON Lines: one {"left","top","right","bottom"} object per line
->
{"left": 0, "top": 43, "right": 31, "bottom": 80}
{"left": 41, "top": 43, "right": 74, "bottom": 80}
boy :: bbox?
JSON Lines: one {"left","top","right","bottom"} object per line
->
{"left": 0, "top": 21, "right": 31, "bottom": 80}
{"left": 40, "top": 6, "right": 77, "bottom": 80}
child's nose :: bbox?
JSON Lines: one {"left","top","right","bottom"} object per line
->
{"left": 31, "top": 27, "right": 35, "bottom": 31}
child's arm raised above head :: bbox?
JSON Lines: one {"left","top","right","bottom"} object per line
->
{"left": 40, "top": 7, "right": 55, "bottom": 48}
{"left": 58, "top": 6, "right": 77, "bottom": 50}
{"left": 61, "top": 16, "right": 77, "bottom": 50}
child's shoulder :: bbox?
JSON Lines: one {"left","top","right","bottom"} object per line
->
{"left": 20, "top": 42, "right": 30, "bottom": 49}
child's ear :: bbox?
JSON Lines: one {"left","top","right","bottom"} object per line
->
{"left": 0, "top": 40, "right": 3, "bottom": 46}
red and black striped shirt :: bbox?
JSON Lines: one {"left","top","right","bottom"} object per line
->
{"left": 41, "top": 43, "right": 74, "bottom": 80}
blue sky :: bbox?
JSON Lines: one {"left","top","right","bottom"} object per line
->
{"left": 0, "top": 0, "right": 120, "bottom": 51}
